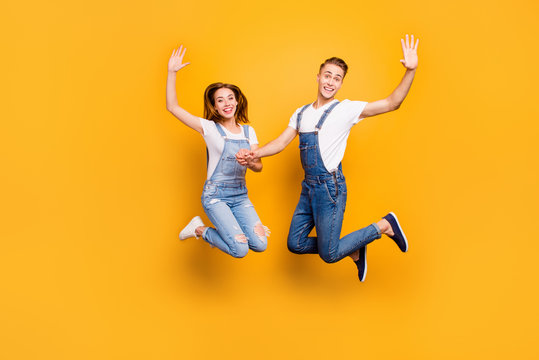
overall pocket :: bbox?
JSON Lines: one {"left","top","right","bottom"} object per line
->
{"left": 323, "top": 180, "right": 338, "bottom": 204}
{"left": 299, "top": 144, "right": 317, "bottom": 169}
{"left": 323, "top": 178, "right": 347, "bottom": 205}
{"left": 221, "top": 156, "right": 246, "bottom": 177}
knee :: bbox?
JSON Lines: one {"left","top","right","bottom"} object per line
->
{"left": 250, "top": 241, "right": 267, "bottom": 252}
{"left": 318, "top": 251, "right": 339, "bottom": 264}
{"left": 287, "top": 237, "right": 305, "bottom": 254}
{"left": 250, "top": 223, "right": 268, "bottom": 252}
{"left": 231, "top": 244, "right": 249, "bottom": 258}
{"left": 230, "top": 234, "right": 249, "bottom": 258}
{"left": 231, "top": 249, "right": 248, "bottom": 258}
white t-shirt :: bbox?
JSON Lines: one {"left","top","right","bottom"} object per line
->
{"left": 287, "top": 99, "right": 367, "bottom": 172}
{"left": 199, "top": 118, "right": 259, "bottom": 180}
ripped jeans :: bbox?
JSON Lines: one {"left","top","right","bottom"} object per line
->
{"left": 201, "top": 181, "right": 267, "bottom": 258}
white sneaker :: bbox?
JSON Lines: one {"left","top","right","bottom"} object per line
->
{"left": 179, "top": 216, "right": 205, "bottom": 240}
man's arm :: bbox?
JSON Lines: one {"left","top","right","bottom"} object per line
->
{"left": 253, "top": 127, "right": 298, "bottom": 158}
{"left": 360, "top": 34, "right": 419, "bottom": 118}
{"left": 236, "top": 126, "right": 298, "bottom": 165}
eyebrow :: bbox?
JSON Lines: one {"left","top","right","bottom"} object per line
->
{"left": 324, "top": 71, "right": 343, "bottom": 78}
{"left": 215, "top": 94, "right": 234, "bottom": 100}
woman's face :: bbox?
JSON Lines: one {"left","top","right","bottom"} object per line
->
{"left": 213, "top": 88, "right": 237, "bottom": 120}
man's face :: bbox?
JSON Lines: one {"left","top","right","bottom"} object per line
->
{"left": 317, "top": 64, "right": 344, "bottom": 99}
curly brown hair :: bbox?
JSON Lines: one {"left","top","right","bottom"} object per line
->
{"left": 203, "top": 83, "right": 249, "bottom": 124}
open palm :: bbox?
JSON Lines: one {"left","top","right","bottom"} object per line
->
{"left": 168, "top": 45, "right": 190, "bottom": 73}
{"left": 400, "top": 34, "right": 419, "bottom": 70}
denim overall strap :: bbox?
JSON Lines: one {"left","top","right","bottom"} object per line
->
{"left": 296, "top": 104, "right": 311, "bottom": 130}
{"left": 216, "top": 123, "right": 249, "bottom": 141}
{"left": 207, "top": 123, "right": 250, "bottom": 184}
{"left": 298, "top": 100, "right": 341, "bottom": 177}
{"left": 215, "top": 123, "right": 227, "bottom": 138}
{"left": 315, "top": 101, "right": 340, "bottom": 133}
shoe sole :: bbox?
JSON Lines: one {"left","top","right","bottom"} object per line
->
{"left": 359, "top": 247, "right": 367, "bottom": 282}
{"left": 389, "top": 212, "right": 408, "bottom": 252}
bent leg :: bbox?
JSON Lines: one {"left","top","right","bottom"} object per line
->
{"left": 287, "top": 182, "right": 318, "bottom": 255}
{"left": 338, "top": 224, "right": 381, "bottom": 258}
{"left": 314, "top": 179, "right": 380, "bottom": 263}
{"left": 312, "top": 183, "right": 344, "bottom": 263}
{"left": 202, "top": 198, "right": 249, "bottom": 258}
{"left": 231, "top": 195, "right": 267, "bottom": 252}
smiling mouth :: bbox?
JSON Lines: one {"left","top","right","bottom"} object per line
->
{"left": 323, "top": 86, "right": 334, "bottom": 92}
{"left": 223, "top": 107, "right": 234, "bottom": 113}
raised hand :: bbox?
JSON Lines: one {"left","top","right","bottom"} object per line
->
{"left": 168, "top": 45, "right": 190, "bottom": 73}
{"left": 400, "top": 34, "right": 419, "bottom": 70}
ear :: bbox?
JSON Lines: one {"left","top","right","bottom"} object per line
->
{"left": 316, "top": 73, "right": 320, "bottom": 82}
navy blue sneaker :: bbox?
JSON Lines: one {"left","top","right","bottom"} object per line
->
{"left": 383, "top": 212, "right": 408, "bottom": 252}
{"left": 354, "top": 246, "right": 367, "bottom": 282}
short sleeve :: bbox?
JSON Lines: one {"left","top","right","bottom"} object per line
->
{"left": 199, "top": 118, "right": 213, "bottom": 136}
{"left": 348, "top": 100, "right": 368, "bottom": 125}
{"left": 287, "top": 108, "right": 300, "bottom": 130}
{"left": 248, "top": 126, "right": 259, "bottom": 145}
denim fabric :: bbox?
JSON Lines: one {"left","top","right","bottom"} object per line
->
{"left": 209, "top": 124, "right": 249, "bottom": 184}
{"left": 287, "top": 102, "right": 381, "bottom": 263}
{"left": 201, "top": 124, "right": 267, "bottom": 257}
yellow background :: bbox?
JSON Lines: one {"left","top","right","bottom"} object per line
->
{"left": 2, "top": 0, "right": 538, "bottom": 358}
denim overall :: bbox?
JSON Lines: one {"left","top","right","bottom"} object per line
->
{"left": 287, "top": 101, "right": 381, "bottom": 263}
{"left": 201, "top": 123, "right": 267, "bottom": 258}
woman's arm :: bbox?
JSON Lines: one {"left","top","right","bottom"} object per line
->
{"left": 254, "top": 127, "right": 298, "bottom": 158}
{"left": 166, "top": 46, "right": 203, "bottom": 134}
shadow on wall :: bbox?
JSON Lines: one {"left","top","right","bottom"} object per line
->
{"left": 184, "top": 241, "right": 229, "bottom": 285}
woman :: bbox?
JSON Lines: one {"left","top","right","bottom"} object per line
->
{"left": 166, "top": 46, "right": 269, "bottom": 258}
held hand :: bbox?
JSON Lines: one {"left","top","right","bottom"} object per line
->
{"left": 400, "top": 34, "right": 419, "bottom": 70}
{"left": 235, "top": 149, "right": 256, "bottom": 167}
{"left": 244, "top": 149, "right": 258, "bottom": 165}
{"left": 168, "top": 45, "right": 190, "bottom": 73}
{"left": 235, "top": 149, "right": 250, "bottom": 166}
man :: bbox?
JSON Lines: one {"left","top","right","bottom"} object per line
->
{"left": 237, "top": 35, "right": 419, "bottom": 282}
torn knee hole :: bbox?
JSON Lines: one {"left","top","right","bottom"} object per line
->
{"left": 235, "top": 234, "right": 248, "bottom": 243}
{"left": 254, "top": 223, "right": 270, "bottom": 237}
